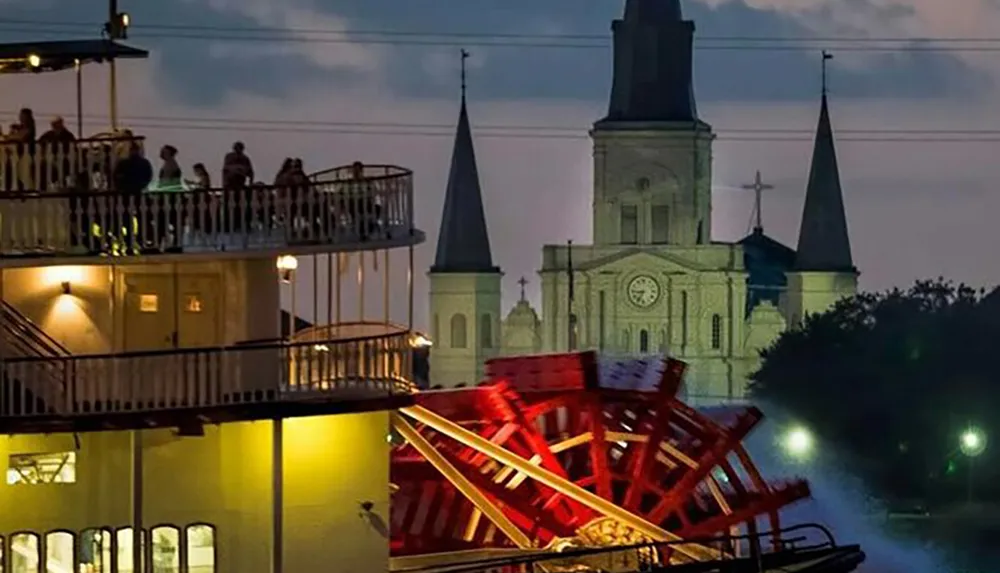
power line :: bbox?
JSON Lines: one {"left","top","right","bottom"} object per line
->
{"left": 5, "top": 112, "right": 1000, "bottom": 140}
{"left": 8, "top": 121, "right": 1000, "bottom": 144}
{"left": 6, "top": 18, "right": 1000, "bottom": 43}
{"left": 3, "top": 21, "right": 1000, "bottom": 52}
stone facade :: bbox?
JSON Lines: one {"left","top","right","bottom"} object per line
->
{"left": 429, "top": 2, "right": 858, "bottom": 400}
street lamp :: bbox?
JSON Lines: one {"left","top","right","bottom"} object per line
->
{"left": 781, "top": 426, "right": 814, "bottom": 461}
{"left": 960, "top": 427, "right": 986, "bottom": 458}
{"left": 959, "top": 426, "right": 987, "bottom": 504}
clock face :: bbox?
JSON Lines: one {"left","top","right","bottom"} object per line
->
{"left": 627, "top": 275, "right": 660, "bottom": 308}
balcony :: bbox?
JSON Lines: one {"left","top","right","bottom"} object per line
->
{"left": 0, "top": 137, "right": 421, "bottom": 262}
{"left": 0, "top": 327, "right": 418, "bottom": 433}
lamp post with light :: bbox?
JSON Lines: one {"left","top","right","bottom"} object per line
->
{"left": 276, "top": 256, "right": 299, "bottom": 340}
{"left": 959, "top": 426, "right": 987, "bottom": 504}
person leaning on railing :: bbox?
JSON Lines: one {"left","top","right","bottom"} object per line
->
{"left": 112, "top": 142, "right": 153, "bottom": 250}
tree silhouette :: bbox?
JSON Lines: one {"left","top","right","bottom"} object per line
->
{"left": 750, "top": 279, "right": 1000, "bottom": 505}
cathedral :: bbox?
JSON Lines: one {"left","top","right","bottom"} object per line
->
{"left": 427, "top": 0, "right": 858, "bottom": 402}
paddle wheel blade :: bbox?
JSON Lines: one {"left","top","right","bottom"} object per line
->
{"left": 389, "top": 351, "right": 809, "bottom": 566}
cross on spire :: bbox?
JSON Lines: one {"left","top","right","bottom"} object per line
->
{"left": 460, "top": 49, "right": 470, "bottom": 101}
{"left": 517, "top": 276, "right": 528, "bottom": 302}
{"left": 821, "top": 50, "right": 834, "bottom": 96}
{"left": 741, "top": 170, "right": 774, "bottom": 233}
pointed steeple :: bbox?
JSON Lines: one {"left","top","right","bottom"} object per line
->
{"left": 431, "top": 51, "right": 498, "bottom": 274}
{"left": 624, "top": 0, "right": 682, "bottom": 23}
{"left": 794, "top": 90, "right": 854, "bottom": 272}
{"left": 604, "top": 0, "right": 697, "bottom": 123}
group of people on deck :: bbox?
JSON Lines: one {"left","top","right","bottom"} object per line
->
{"left": 0, "top": 112, "right": 387, "bottom": 251}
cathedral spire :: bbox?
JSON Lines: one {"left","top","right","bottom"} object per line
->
{"left": 795, "top": 53, "right": 854, "bottom": 272}
{"left": 431, "top": 50, "right": 498, "bottom": 274}
{"left": 603, "top": 0, "right": 697, "bottom": 123}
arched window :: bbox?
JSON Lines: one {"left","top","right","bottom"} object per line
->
{"left": 116, "top": 528, "right": 146, "bottom": 573}
{"left": 432, "top": 314, "right": 440, "bottom": 343}
{"left": 480, "top": 314, "right": 493, "bottom": 348}
{"left": 151, "top": 525, "right": 180, "bottom": 573}
{"left": 620, "top": 329, "right": 630, "bottom": 352}
{"left": 711, "top": 314, "right": 723, "bottom": 350}
{"left": 639, "top": 329, "right": 650, "bottom": 354}
{"left": 450, "top": 314, "right": 467, "bottom": 349}
{"left": 45, "top": 531, "right": 75, "bottom": 573}
{"left": 80, "top": 528, "right": 113, "bottom": 573}
{"left": 568, "top": 314, "right": 578, "bottom": 350}
{"left": 185, "top": 524, "right": 216, "bottom": 573}
{"left": 11, "top": 532, "right": 40, "bottom": 573}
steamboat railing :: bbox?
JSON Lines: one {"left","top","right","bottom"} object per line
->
{"left": 0, "top": 134, "right": 141, "bottom": 194}
{"left": 0, "top": 330, "right": 416, "bottom": 418}
{"left": 0, "top": 154, "right": 417, "bottom": 258}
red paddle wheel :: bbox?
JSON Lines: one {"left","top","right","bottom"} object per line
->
{"left": 389, "top": 352, "right": 809, "bottom": 566}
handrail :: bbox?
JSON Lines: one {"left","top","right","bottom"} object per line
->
{"left": 0, "top": 163, "right": 418, "bottom": 257}
{"left": 1, "top": 301, "right": 71, "bottom": 357}
{"left": 6, "top": 329, "right": 408, "bottom": 364}
{"left": 393, "top": 522, "right": 843, "bottom": 573}
{"left": 1, "top": 331, "right": 416, "bottom": 418}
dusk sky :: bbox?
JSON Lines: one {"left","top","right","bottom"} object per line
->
{"left": 3, "top": 0, "right": 1000, "bottom": 327}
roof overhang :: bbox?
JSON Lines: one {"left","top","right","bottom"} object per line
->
{"left": 0, "top": 39, "right": 148, "bottom": 74}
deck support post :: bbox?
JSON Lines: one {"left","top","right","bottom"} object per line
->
{"left": 130, "top": 429, "right": 143, "bottom": 573}
{"left": 271, "top": 418, "right": 284, "bottom": 573}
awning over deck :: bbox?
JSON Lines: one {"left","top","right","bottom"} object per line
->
{"left": 0, "top": 39, "right": 148, "bottom": 74}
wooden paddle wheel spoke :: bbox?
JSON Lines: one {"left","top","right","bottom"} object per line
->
{"left": 389, "top": 351, "right": 812, "bottom": 569}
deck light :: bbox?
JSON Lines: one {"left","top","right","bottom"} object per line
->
{"left": 410, "top": 334, "right": 433, "bottom": 348}
{"left": 276, "top": 255, "right": 298, "bottom": 283}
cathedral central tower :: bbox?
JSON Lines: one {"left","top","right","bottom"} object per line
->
{"left": 591, "top": 0, "right": 714, "bottom": 247}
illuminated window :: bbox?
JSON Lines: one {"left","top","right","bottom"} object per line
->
{"left": 45, "top": 532, "right": 74, "bottom": 573}
{"left": 151, "top": 526, "right": 179, "bottom": 573}
{"left": 185, "top": 525, "right": 216, "bottom": 573}
{"left": 139, "top": 294, "right": 159, "bottom": 313}
{"left": 116, "top": 528, "right": 146, "bottom": 573}
{"left": 10, "top": 532, "right": 39, "bottom": 573}
{"left": 80, "top": 528, "right": 113, "bottom": 573}
{"left": 184, "top": 294, "right": 203, "bottom": 313}
{"left": 7, "top": 452, "right": 76, "bottom": 484}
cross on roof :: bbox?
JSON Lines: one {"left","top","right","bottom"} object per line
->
{"left": 822, "top": 50, "right": 834, "bottom": 96}
{"left": 518, "top": 276, "right": 528, "bottom": 302}
{"left": 460, "top": 49, "right": 470, "bottom": 100}
{"left": 741, "top": 170, "right": 774, "bottom": 233}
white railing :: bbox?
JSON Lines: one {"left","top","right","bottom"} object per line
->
{"left": 0, "top": 332, "right": 415, "bottom": 418}
{"left": 0, "top": 135, "right": 140, "bottom": 193}
{"left": 0, "top": 163, "right": 415, "bottom": 257}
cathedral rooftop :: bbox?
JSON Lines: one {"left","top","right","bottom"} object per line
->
{"left": 431, "top": 71, "right": 498, "bottom": 274}
{"left": 794, "top": 92, "right": 855, "bottom": 273}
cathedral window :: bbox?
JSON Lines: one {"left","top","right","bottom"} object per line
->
{"left": 651, "top": 205, "right": 670, "bottom": 244}
{"left": 450, "top": 314, "right": 467, "bottom": 349}
{"left": 480, "top": 314, "right": 493, "bottom": 348}
{"left": 639, "top": 329, "right": 650, "bottom": 354}
{"left": 711, "top": 314, "right": 722, "bottom": 350}
{"left": 697, "top": 220, "right": 705, "bottom": 244}
{"left": 620, "top": 204, "right": 638, "bottom": 244}
{"left": 432, "top": 314, "right": 440, "bottom": 344}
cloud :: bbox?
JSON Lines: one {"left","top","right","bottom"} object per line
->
{"left": 190, "top": 0, "right": 383, "bottom": 72}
